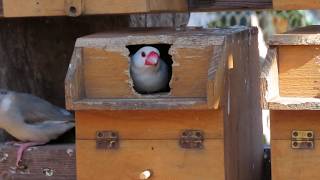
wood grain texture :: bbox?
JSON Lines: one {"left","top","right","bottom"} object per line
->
{"left": 271, "top": 139, "right": 320, "bottom": 180}
{"left": 268, "top": 97, "right": 320, "bottom": 110}
{"left": 224, "top": 27, "right": 263, "bottom": 180}
{"left": 269, "top": 26, "right": 320, "bottom": 45}
{"left": 0, "top": 0, "right": 3, "bottom": 16}
{"left": 278, "top": 45, "right": 320, "bottom": 98}
{"left": 67, "top": 27, "right": 258, "bottom": 110}
{"left": 188, "top": 0, "right": 272, "bottom": 11}
{"left": 273, "top": 0, "right": 320, "bottom": 10}
{"left": 77, "top": 140, "right": 225, "bottom": 180}
{"left": 76, "top": 110, "right": 223, "bottom": 140}
{"left": 0, "top": 144, "right": 75, "bottom": 180}
{"left": 2, "top": 0, "right": 187, "bottom": 17}
{"left": 270, "top": 110, "right": 320, "bottom": 140}
{"left": 260, "top": 48, "right": 280, "bottom": 109}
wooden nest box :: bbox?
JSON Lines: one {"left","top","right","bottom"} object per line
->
{"left": 65, "top": 27, "right": 263, "bottom": 180}
{"left": 262, "top": 25, "right": 320, "bottom": 180}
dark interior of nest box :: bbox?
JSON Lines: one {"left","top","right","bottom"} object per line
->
{"left": 126, "top": 44, "right": 173, "bottom": 95}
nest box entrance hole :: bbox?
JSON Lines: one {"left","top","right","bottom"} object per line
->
{"left": 126, "top": 44, "right": 173, "bottom": 95}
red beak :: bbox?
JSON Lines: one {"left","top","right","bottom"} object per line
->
{"left": 145, "top": 51, "right": 159, "bottom": 66}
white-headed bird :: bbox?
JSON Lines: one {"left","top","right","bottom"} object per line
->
{"left": 0, "top": 89, "right": 74, "bottom": 167}
{"left": 130, "top": 46, "right": 169, "bottom": 94}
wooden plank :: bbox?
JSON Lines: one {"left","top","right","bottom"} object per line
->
{"left": 224, "top": 27, "right": 263, "bottom": 180}
{"left": 72, "top": 98, "right": 209, "bottom": 110}
{"left": 2, "top": 0, "right": 187, "bottom": 17}
{"left": 273, "top": 0, "right": 320, "bottom": 10}
{"left": 260, "top": 47, "right": 280, "bottom": 109}
{"left": 188, "top": 0, "right": 272, "bottom": 11}
{"left": 278, "top": 45, "right": 320, "bottom": 98}
{"left": 77, "top": 140, "right": 225, "bottom": 180}
{"left": 268, "top": 97, "right": 320, "bottom": 110}
{"left": 65, "top": 48, "right": 84, "bottom": 110}
{"left": 0, "top": 0, "right": 3, "bottom": 16}
{"left": 0, "top": 144, "right": 75, "bottom": 180}
{"left": 271, "top": 140, "right": 320, "bottom": 180}
{"left": 76, "top": 110, "right": 223, "bottom": 140}
{"left": 270, "top": 110, "right": 320, "bottom": 140}
{"left": 269, "top": 26, "right": 320, "bottom": 45}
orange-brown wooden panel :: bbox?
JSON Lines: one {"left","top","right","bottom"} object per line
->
{"left": 76, "top": 110, "right": 223, "bottom": 140}
{"left": 273, "top": 0, "right": 320, "bottom": 10}
{"left": 270, "top": 110, "right": 320, "bottom": 140}
{"left": 83, "top": 48, "right": 133, "bottom": 98}
{"left": 278, "top": 46, "right": 320, "bottom": 98}
{"left": 77, "top": 140, "right": 225, "bottom": 180}
{"left": 170, "top": 47, "right": 211, "bottom": 97}
{"left": 83, "top": 47, "right": 212, "bottom": 98}
{"left": 272, "top": 140, "right": 320, "bottom": 180}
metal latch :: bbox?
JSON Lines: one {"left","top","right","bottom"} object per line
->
{"left": 291, "top": 130, "right": 314, "bottom": 149}
{"left": 179, "top": 130, "right": 204, "bottom": 149}
{"left": 96, "top": 131, "right": 119, "bottom": 150}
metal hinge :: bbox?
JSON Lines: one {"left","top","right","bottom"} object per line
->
{"left": 96, "top": 131, "right": 119, "bottom": 150}
{"left": 291, "top": 130, "right": 314, "bottom": 149}
{"left": 179, "top": 130, "right": 204, "bottom": 149}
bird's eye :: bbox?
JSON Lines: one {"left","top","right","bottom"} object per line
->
{"left": 141, "top": 52, "right": 146, "bottom": 57}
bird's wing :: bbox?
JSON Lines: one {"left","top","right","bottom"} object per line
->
{"left": 12, "top": 92, "right": 74, "bottom": 125}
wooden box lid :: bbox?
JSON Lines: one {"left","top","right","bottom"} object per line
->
{"left": 65, "top": 27, "right": 256, "bottom": 110}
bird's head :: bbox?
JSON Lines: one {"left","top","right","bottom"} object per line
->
{"left": 131, "top": 46, "right": 160, "bottom": 68}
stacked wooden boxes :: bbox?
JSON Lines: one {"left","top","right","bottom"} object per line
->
{"left": 262, "top": 25, "right": 320, "bottom": 180}
{"left": 65, "top": 27, "right": 263, "bottom": 180}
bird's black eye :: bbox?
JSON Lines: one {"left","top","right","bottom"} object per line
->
{"left": 141, "top": 52, "right": 146, "bottom": 57}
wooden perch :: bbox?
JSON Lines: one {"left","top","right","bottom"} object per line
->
{"left": 0, "top": 144, "right": 75, "bottom": 180}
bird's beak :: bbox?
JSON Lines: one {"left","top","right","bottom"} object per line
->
{"left": 145, "top": 51, "right": 159, "bottom": 66}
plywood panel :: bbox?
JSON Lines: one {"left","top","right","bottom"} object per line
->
{"left": 171, "top": 47, "right": 211, "bottom": 97}
{"left": 278, "top": 46, "right": 320, "bottom": 98}
{"left": 272, "top": 140, "right": 320, "bottom": 180}
{"left": 77, "top": 140, "right": 225, "bottom": 180}
{"left": 76, "top": 110, "right": 223, "bottom": 140}
{"left": 271, "top": 110, "right": 320, "bottom": 140}
{"left": 83, "top": 48, "right": 133, "bottom": 98}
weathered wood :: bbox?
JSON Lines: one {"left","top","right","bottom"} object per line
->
{"left": 269, "top": 97, "right": 320, "bottom": 110}
{"left": 0, "top": 0, "right": 3, "bottom": 16}
{"left": 269, "top": 26, "right": 320, "bottom": 45}
{"left": 1, "top": 0, "right": 187, "bottom": 17}
{"left": 223, "top": 27, "right": 263, "bottom": 180}
{"left": 0, "top": 144, "right": 75, "bottom": 180}
{"left": 260, "top": 47, "right": 279, "bottom": 109}
{"left": 72, "top": 98, "right": 208, "bottom": 110}
{"left": 273, "top": 0, "right": 320, "bottom": 10}
{"left": 188, "top": 0, "right": 272, "bottom": 11}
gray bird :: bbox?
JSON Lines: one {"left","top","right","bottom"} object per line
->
{"left": 130, "top": 46, "right": 169, "bottom": 94}
{"left": 0, "top": 89, "right": 74, "bottom": 167}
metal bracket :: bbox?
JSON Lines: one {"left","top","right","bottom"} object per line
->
{"left": 65, "top": 0, "right": 82, "bottom": 17}
{"left": 179, "top": 130, "right": 204, "bottom": 149}
{"left": 96, "top": 131, "right": 119, "bottom": 150}
{"left": 291, "top": 130, "right": 314, "bottom": 149}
